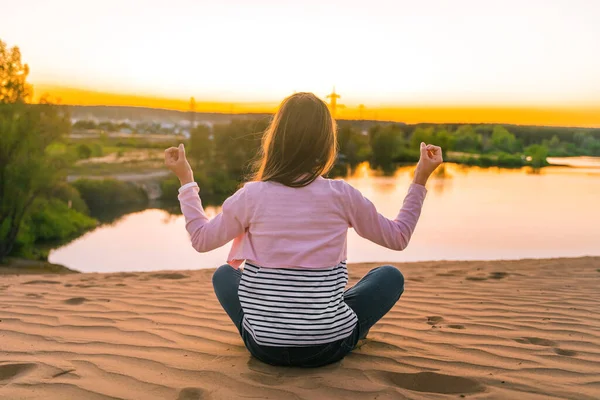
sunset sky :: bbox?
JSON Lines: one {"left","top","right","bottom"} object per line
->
{"left": 3, "top": 0, "right": 600, "bottom": 125}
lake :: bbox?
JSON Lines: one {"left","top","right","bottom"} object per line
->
{"left": 49, "top": 160, "right": 600, "bottom": 272}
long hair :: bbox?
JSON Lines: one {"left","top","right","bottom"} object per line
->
{"left": 251, "top": 92, "right": 337, "bottom": 187}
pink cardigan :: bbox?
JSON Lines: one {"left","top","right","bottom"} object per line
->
{"left": 178, "top": 177, "right": 427, "bottom": 269}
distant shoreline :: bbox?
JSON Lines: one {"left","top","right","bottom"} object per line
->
{"left": 3, "top": 256, "right": 598, "bottom": 275}
{"left": 63, "top": 104, "right": 600, "bottom": 129}
{"left": 0, "top": 258, "right": 78, "bottom": 275}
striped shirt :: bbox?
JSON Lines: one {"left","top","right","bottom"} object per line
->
{"left": 239, "top": 261, "right": 358, "bottom": 347}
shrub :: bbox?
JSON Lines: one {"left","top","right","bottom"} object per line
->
{"left": 159, "top": 177, "right": 182, "bottom": 200}
{"left": 525, "top": 144, "right": 549, "bottom": 168}
{"left": 497, "top": 152, "right": 525, "bottom": 168}
{"left": 479, "top": 155, "right": 495, "bottom": 167}
{"left": 12, "top": 197, "right": 97, "bottom": 259}
{"left": 50, "top": 182, "right": 90, "bottom": 214}
{"left": 72, "top": 179, "right": 148, "bottom": 213}
{"left": 76, "top": 143, "right": 92, "bottom": 159}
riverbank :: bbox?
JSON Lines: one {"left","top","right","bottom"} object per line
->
{"left": 0, "top": 257, "right": 78, "bottom": 275}
{"left": 1, "top": 257, "right": 599, "bottom": 399}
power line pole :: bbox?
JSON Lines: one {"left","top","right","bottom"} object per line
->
{"left": 189, "top": 97, "right": 196, "bottom": 128}
{"left": 326, "top": 87, "right": 341, "bottom": 118}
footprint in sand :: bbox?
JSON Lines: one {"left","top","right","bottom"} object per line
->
{"left": 150, "top": 273, "right": 189, "bottom": 280}
{"left": 436, "top": 270, "right": 465, "bottom": 277}
{"left": 23, "top": 280, "right": 61, "bottom": 285}
{"left": 52, "top": 369, "right": 77, "bottom": 378}
{"left": 447, "top": 324, "right": 466, "bottom": 329}
{"left": 554, "top": 348, "right": 578, "bottom": 356}
{"left": 515, "top": 337, "right": 557, "bottom": 347}
{"left": 25, "top": 293, "right": 43, "bottom": 299}
{"left": 177, "top": 387, "right": 206, "bottom": 400}
{"left": 0, "top": 363, "right": 36, "bottom": 382}
{"left": 107, "top": 272, "right": 138, "bottom": 279}
{"left": 465, "top": 276, "right": 488, "bottom": 281}
{"left": 361, "top": 339, "right": 405, "bottom": 352}
{"left": 427, "top": 316, "right": 444, "bottom": 325}
{"left": 63, "top": 297, "right": 89, "bottom": 305}
{"left": 373, "top": 371, "right": 484, "bottom": 395}
{"left": 489, "top": 272, "right": 509, "bottom": 280}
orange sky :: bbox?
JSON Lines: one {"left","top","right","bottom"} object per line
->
{"left": 4, "top": 0, "right": 599, "bottom": 127}
{"left": 35, "top": 85, "right": 600, "bottom": 128}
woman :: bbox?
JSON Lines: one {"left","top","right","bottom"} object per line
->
{"left": 165, "top": 92, "right": 442, "bottom": 367}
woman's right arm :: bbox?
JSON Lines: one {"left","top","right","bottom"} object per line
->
{"left": 165, "top": 143, "right": 248, "bottom": 253}
{"left": 344, "top": 142, "right": 442, "bottom": 250}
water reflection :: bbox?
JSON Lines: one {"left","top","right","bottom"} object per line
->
{"left": 49, "top": 162, "right": 600, "bottom": 273}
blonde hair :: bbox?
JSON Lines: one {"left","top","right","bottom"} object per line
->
{"left": 252, "top": 92, "right": 337, "bottom": 187}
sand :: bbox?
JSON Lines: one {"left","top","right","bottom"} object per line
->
{"left": 1, "top": 257, "right": 599, "bottom": 400}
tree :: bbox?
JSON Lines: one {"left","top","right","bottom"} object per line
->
{"left": 0, "top": 40, "right": 32, "bottom": 103}
{"left": 574, "top": 131, "right": 600, "bottom": 156}
{"left": 525, "top": 144, "right": 549, "bottom": 168}
{"left": 337, "top": 124, "right": 371, "bottom": 167}
{"left": 410, "top": 126, "right": 434, "bottom": 149}
{"left": 188, "top": 124, "right": 214, "bottom": 167}
{"left": 0, "top": 40, "right": 71, "bottom": 261}
{"left": 76, "top": 143, "right": 93, "bottom": 159}
{"left": 212, "top": 119, "right": 267, "bottom": 179}
{"left": 73, "top": 120, "right": 98, "bottom": 130}
{"left": 432, "top": 128, "right": 455, "bottom": 152}
{"left": 491, "top": 126, "right": 521, "bottom": 153}
{"left": 453, "top": 125, "right": 483, "bottom": 153}
{"left": 369, "top": 124, "right": 406, "bottom": 172}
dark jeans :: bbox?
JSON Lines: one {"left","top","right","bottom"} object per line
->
{"left": 212, "top": 264, "right": 404, "bottom": 367}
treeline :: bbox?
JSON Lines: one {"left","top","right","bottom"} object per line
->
{"left": 160, "top": 118, "right": 270, "bottom": 199}
{"left": 168, "top": 119, "right": 600, "bottom": 200}
{"left": 337, "top": 122, "right": 600, "bottom": 170}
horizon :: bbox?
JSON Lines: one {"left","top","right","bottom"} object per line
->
{"left": 37, "top": 85, "right": 600, "bottom": 128}
{"left": 4, "top": 0, "right": 600, "bottom": 127}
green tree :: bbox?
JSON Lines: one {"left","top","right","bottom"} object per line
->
{"left": 73, "top": 120, "right": 98, "bottom": 130}
{"left": 454, "top": 125, "right": 483, "bottom": 152}
{"left": 369, "top": 124, "right": 406, "bottom": 172}
{"left": 189, "top": 124, "right": 214, "bottom": 167}
{"left": 525, "top": 144, "right": 549, "bottom": 168}
{"left": 213, "top": 119, "right": 267, "bottom": 180}
{"left": 0, "top": 40, "right": 32, "bottom": 103}
{"left": 432, "top": 127, "right": 455, "bottom": 152}
{"left": 548, "top": 135, "right": 560, "bottom": 150}
{"left": 574, "top": 131, "right": 600, "bottom": 156}
{"left": 76, "top": 143, "right": 93, "bottom": 159}
{"left": 491, "top": 126, "right": 521, "bottom": 153}
{"left": 0, "top": 40, "right": 71, "bottom": 261}
{"left": 410, "top": 126, "right": 434, "bottom": 149}
{"left": 337, "top": 124, "right": 371, "bottom": 167}
{"left": 0, "top": 102, "right": 71, "bottom": 260}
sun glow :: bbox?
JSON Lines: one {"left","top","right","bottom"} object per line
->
{"left": 3, "top": 0, "right": 599, "bottom": 126}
